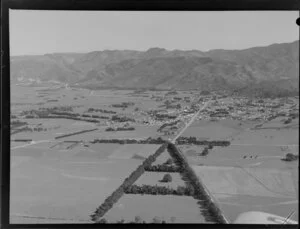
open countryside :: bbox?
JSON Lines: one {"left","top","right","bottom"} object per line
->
{"left": 10, "top": 78, "right": 298, "bottom": 223}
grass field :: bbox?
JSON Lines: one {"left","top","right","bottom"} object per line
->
{"left": 104, "top": 194, "right": 206, "bottom": 223}
{"left": 10, "top": 142, "right": 151, "bottom": 223}
{"left": 10, "top": 85, "right": 299, "bottom": 223}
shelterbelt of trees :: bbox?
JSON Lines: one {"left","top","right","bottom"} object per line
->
{"left": 20, "top": 106, "right": 139, "bottom": 124}
{"left": 176, "top": 137, "right": 230, "bottom": 147}
{"left": 157, "top": 120, "right": 181, "bottom": 132}
{"left": 22, "top": 109, "right": 102, "bottom": 123}
{"left": 124, "top": 184, "right": 194, "bottom": 196}
{"left": 105, "top": 127, "right": 135, "bottom": 132}
{"left": 87, "top": 108, "right": 116, "bottom": 114}
{"left": 55, "top": 128, "right": 98, "bottom": 139}
{"left": 90, "top": 137, "right": 166, "bottom": 145}
{"left": 91, "top": 143, "right": 168, "bottom": 223}
{"left": 90, "top": 137, "right": 231, "bottom": 146}
{"left": 144, "top": 163, "right": 182, "bottom": 173}
{"left": 166, "top": 142, "right": 228, "bottom": 224}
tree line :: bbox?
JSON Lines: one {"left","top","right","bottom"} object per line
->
{"left": 55, "top": 128, "right": 98, "bottom": 139}
{"left": 157, "top": 120, "right": 181, "bottom": 132}
{"left": 111, "top": 102, "right": 135, "bottom": 108}
{"left": 91, "top": 143, "right": 168, "bottom": 223}
{"left": 124, "top": 184, "right": 194, "bottom": 196}
{"left": 90, "top": 137, "right": 166, "bottom": 145}
{"left": 105, "top": 127, "right": 135, "bottom": 132}
{"left": 97, "top": 215, "right": 176, "bottom": 224}
{"left": 166, "top": 142, "right": 228, "bottom": 224}
{"left": 176, "top": 137, "right": 230, "bottom": 147}
{"left": 111, "top": 115, "right": 135, "bottom": 123}
{"left": 144, "top": 162, "right": 182, "bottom": 173}
{"left": 87, "top": 108, "right": 116, "bottom": 114}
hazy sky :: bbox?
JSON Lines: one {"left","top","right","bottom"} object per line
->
{"left": 10, "top": 10, "right": 299, "bottom": 56}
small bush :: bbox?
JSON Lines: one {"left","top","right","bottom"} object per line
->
{"left": 160, "top": 174, "right": 172, "bottom": 183}
{"left": 282, "top": 153, "right": 299, "bottom": 162}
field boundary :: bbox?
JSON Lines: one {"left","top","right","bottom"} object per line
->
{"left": 91, "top": 143, "right": 168, "bottom": 222}
{"left": 167, "top": 142, "right": 230, "bottom": 224}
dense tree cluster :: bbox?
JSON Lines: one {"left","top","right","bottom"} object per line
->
{"left": 11, "top": 120, "right": 27, "bottom": 128}
{"left": 91, "top": 137, "right": 166, "bottom": 145}
{"left": 283, "top": 118, "right": 292, "bottom": 124}
{"left": 55, "top": 128, "right": 98, "bottom": 139}
{"left": 105, "top": 127, "right": 135, "bottom": 131}
{"left": 176, "top": 137, "right": 230, "bottom": 147}
{"left": 200, "top": 90, "right": 210, "bottom": 95}
{"left": 282, "top": 153, "right": 299, "bottom": 162}
{"left": 91, "top": 144, "right": 168, "bottom": 223}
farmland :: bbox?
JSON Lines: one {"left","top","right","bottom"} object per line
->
{"left": 10, "top": 84, "right": 299, "bottom": 223}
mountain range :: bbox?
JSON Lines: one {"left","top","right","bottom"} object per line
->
{"left": 10, "top": 40, "right": 299, "bottom": 97}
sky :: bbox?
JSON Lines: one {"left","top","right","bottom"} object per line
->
{"left": 10, "top": 10, "right": 299, "bottom": 56}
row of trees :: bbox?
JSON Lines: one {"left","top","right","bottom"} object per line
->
{"left": 97, "top": 216, "right": 175, "bottom": 224}
{"left": 105, "top": 127, "right": 135, "bottom": 132}
{"left": 11, "top": 126, "right": 30, "bottom": 135}
{"left": 90, "top": 137, "right": 166, "bottom": 145}
{"left": 154, "top": 113, "right": 177, "bottom": 121}
{"left": 144, "top": 164, "right": 182, "bottom": 173}
{"left": 124, "top": 184, "right": 194, "bottom": 196}
{"left": 111, "top": 115, "right": 135, "bottom": 123}
{"left": 11, "top": 126, "right": 47, "bottom": 134}
{"left": 176, "top": 137, "right": 230, "bottom": 147}
{"left": 111, "top": 102, "right": 135, "bottom": 108}
{"left": 82, "top": 114, "right": 109, "bottom": 119}
{"left": 157, "top": 120, "right": 181, "bottom": 132}
{"left": 11, "top": 120, "right": 27, "bottom": 129}
{"left": 166, "top": 142, "right": 228, "bottom": 224}
{"left": 21, "top": 107, "right": 109, "bottom": 123}
{"left": 87, "top": 108, "right": 116, "bottom": 114}
{"left": 25, "top": 114, "right": 100, "bottom": 123}
{"left": 91, "top": 143, "right": 168, "bottom": 223}
{"left": 55, "top": 128, "right": 98, "bottom": 139}
{"left": 12, "top": 139, "right": 32, "bottom": 142}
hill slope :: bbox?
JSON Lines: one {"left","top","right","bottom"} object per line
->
{"left": 10, "top": 41, "right": 299, "bottom": 96}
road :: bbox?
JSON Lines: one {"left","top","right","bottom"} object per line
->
{"left": 171, "top": 100, "right": 210, "bottom": 143}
